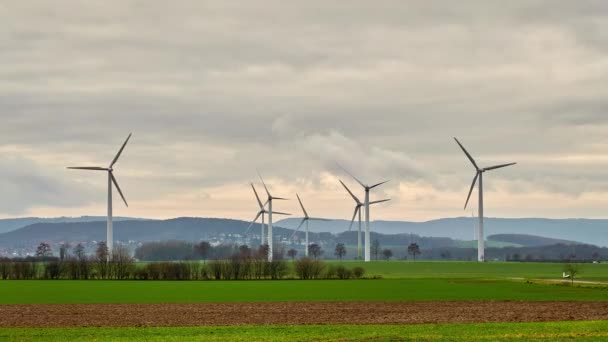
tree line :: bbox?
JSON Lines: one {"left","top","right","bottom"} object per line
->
{"left": 0, "top": 241, "right": 367, "bottom": 281}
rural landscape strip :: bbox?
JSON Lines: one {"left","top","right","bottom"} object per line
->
{"left": 1, "top": 301, "right": 607, "bottom": 327}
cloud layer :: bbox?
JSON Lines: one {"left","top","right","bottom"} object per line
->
{"left": 2, "top": 1, "right": 608, "bottom": 221}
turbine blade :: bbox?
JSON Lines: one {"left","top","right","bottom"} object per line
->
{"left": 110, "top": 133, "right": 132, "bottom": 168}
{"left": 370, "top": 180, "right": 389, "bottom": 189}
{"left": 289, "top": 218, "right": 307, "bottom": 240}
{"left": 256, "top": 170, "right": 271, "bottom": 197}
{"left": 337, "top": 163, "right": 366, "bottom": 188}
{"left": 484, "top": 162, "right": 517, "bottom": 171}
{"left": 272, "top": 211, "right": 291, "bottom": 216}
{"left": 110, "top": 172, "right": 128, "bottom": 207}
{"left": 464, "top": 172, "right": 479, "bottom": 210}
{"left": 348, "top": 207, "right": 359, "bottom": 231}
{"left": 251, "top": 183, "right": 264, "bottom": 209}
{"left": 339, "top": 179, "right": 362, "bottom": 204}
{"left": 245, "top": 211, "right": 263, "bottom": 234}
{"left": 310, "top": 218, "right": 331, "bottom": 221}
{"left": 272, "top": 196, "right": 289, "bottom": 200}
{"left": 67, "top": 166, "right": 108, "bottom": 171}
{"left": 296, "top": 193, "right": 309, "bottom": 218}
{"left": 370, "top": 199, "right": 391, "bottom": 205}
{"left": 454, "top": 137, "right": 479, "bottom": 170}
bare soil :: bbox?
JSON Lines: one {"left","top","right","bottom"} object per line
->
{"left": 1, "top": 301, "right": 607, "bottom": 327}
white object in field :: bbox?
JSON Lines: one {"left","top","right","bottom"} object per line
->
{"left": 454, "top": 137, "right": 516, "bottom": 263}
{"left": 338, "top": 164, "right": 390, "bottom": 262}
{"left": 289, "top": 194, "right": 330, "bottom": 257}
{"left": 68, "top": 133, "right": 132, "bottom": 261}
{"left": 257, "top": 171, "right": 290, "bottom": 262}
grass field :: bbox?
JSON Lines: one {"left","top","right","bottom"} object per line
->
{"left": 2, "top": 261, "right": 606, "bottom": 341}
{"left": 2, "top": 321, "right": 608, "bottom": 341}
{"left": 1, "top": 278, "right": 607, "bottom": 304}
{"left": 328, "top": 261, "right": 608, "bottom": 280}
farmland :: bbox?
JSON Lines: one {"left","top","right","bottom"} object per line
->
{"left": 2, "top": 321, "right": 608, "bottom": 341}
{"left": 2, "top": 261, "right": 607, "bottom": 341}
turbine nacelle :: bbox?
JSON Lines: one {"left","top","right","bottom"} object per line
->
{"left": 67, "top": 133, "right": 132, "bottom": 208}
{"left": 454, "top": 137, "right": 516, "bottom": 210}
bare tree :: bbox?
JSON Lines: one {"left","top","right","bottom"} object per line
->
{"left": 110, "top": 245, "right": 133, "bottom": 280}
{"left": 255, "top": 244, "right": 269, "bottom": 260}
{"left": 95, "top": 241, "right": 109, "bottom": 279}
{"left": 287, "top": 248, "right": 298, "bottom": 261}
{"left": 308, "top": 244, "right": 323, "bottom": 260}
{"left": 239, "top": 245, "right": 251, "bottom": 259}
{"left": 194, "top": 241, "right": 211, "bottom": 263}
{"left": 35, "top": 242, "right": 53, "bottom": 257}
{"left": 59, "top": 243, "right": 70, "bottom": 261}
{"left": 407, "top": 243, "right": 421, "bottom": 261}
{"left": 382, "top": 249, "right": 393, "bottom": 261}
{"left": 73, "top": 243, "right": 85, "bottom": 260}
{"left": 371, "top": 240, "right": 381, "bottom": 260}
{"left": 334, "top": 243, "right": 347, "bottom": 261}
{"left": 563, "top": 262, "right": 581, "bottom": 285}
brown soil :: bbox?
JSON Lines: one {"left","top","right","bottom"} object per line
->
{"left": 1, "top": 301, "right": 607, "bottom": 327}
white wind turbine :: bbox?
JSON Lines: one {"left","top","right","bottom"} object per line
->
{"left": 289, "top": 194, "right": 330, "bottom": 257}
{"left": 67, "top": 133, "right": 132, "bottom": 260}
{"left": 339, "top": 165, "right": 390, "bottom": 262}
{"left": 245, "top": 183, "right": 270, "bottom": 246}
{"left": 454, "top": 137, "right": 516, "bottom": 262}
{"left": 257, "top": 171, "right": 290, "bottom": 261}
{"left": 339, "top": 180, "right": 390, "bottom": 260}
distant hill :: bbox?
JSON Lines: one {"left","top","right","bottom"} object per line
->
{"left": 1, "top": 216, "right": 606, "bottom": 250}
{"left": 0, "top": 217, "right": 294, "bottom": 248}
{"left": 276, "top": 217, "right": 608, "bottom": 247}
{"left": 0, "top": 216, "right": 147, "bottom": 234}
{"left": 487, "top": 234, "right": 579, "bottom": 247}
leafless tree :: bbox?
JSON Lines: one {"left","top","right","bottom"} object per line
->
{"left": 382, "top": 249, "right": 393, "bottom": 261}
{"left": 408, "top": 243, "right": 421, "bottom": 261}
{"left": 371, "top": 240, "right": 381, "bottom": 260}
{"left": 308, "top": 244, "right": 323, "bottom": 260}
{"left": 35, "top": 242, "right": 52, "bottom": 257}
{"left": 194, "top": 241, "right": 211, "bottom": 263}
{"left": 287, "top": 248, "right": 298, "bottom": 261}
{"left": 334, "top": 243, "right": 347, "bottom": 261}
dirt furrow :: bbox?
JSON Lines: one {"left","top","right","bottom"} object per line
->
{"left": 1, "top": 301, "right": 607, "bottom": 327}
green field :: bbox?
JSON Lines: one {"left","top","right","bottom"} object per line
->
{"left": 2, "top": 321, "right": 608, "bottom": 341}
{"left": 1, "top": 278, "right": 607, "bottom": 304}
{"left": 2, "top": 261, "right": 606, "bottom": 341}
{"left": 329, "top": 261, "right": 608, "bottom": 281}
{"left": 1, "top": 261, "right": 607, "bottom": 304}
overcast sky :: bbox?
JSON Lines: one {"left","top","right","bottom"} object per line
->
{"left": 2, "top": 1, "right": 608, "bottom": 221}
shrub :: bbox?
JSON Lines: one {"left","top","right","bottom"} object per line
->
{"left": 336, "top": 265, "right": 352, "bottom": 280}
{"left": 269, "top": 260, "right": 288, "bottom": 280}
{"left": 294, "top": 258, "right": 325, "bottom": 280}
{"left": 325, "top": 265, "right": 337, "bottom": 279}
{"left": 44, "top": 261, "right": 62, "bottom": 279}
{"left": 352, "top": 266, "right": 365, "bottom": 279}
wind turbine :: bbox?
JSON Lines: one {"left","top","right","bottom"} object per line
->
{"left": 339, "top": 165, "right": 390, "bottom": 262}
{"left": 289, "top": 194, "right": 330, "bottom": 257}
{"left": 245, "top": 183, "right": 268, "bottom": 246}
{"left": 67, "top": 133, "right": 132, "bottom": 260}
{"left": 454, "top": 137, "right": 516, "bottom": 262}
{"left": 339, "top": 180, "right": 390, "bottom": 260}
{"left": 257, "top": 171, "right": 290, "bottom": 261}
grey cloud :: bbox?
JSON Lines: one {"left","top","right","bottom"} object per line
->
{"left": 2, "top": 1, "right": 608, "bottom": 217}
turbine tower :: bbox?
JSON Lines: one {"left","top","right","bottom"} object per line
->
{"left": 245, "top": 183, "right": 268, "bottom": 246}
{"left": 454, "top": 137, "right": 516, "bottom": 262}
{"left": 339, "top": 165, "right": 389, "bottom": 262}
{"left": 67, "top": 133, "right": 132, "bottom": 260}
{"left": 289, "top": 194, "right": 330, "bottom": 257}
{"left": 257, "top": 171, "right": 289, "bottom": 262}
{"left": 339, "top": 180, "right": 390, "bottom": 260}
